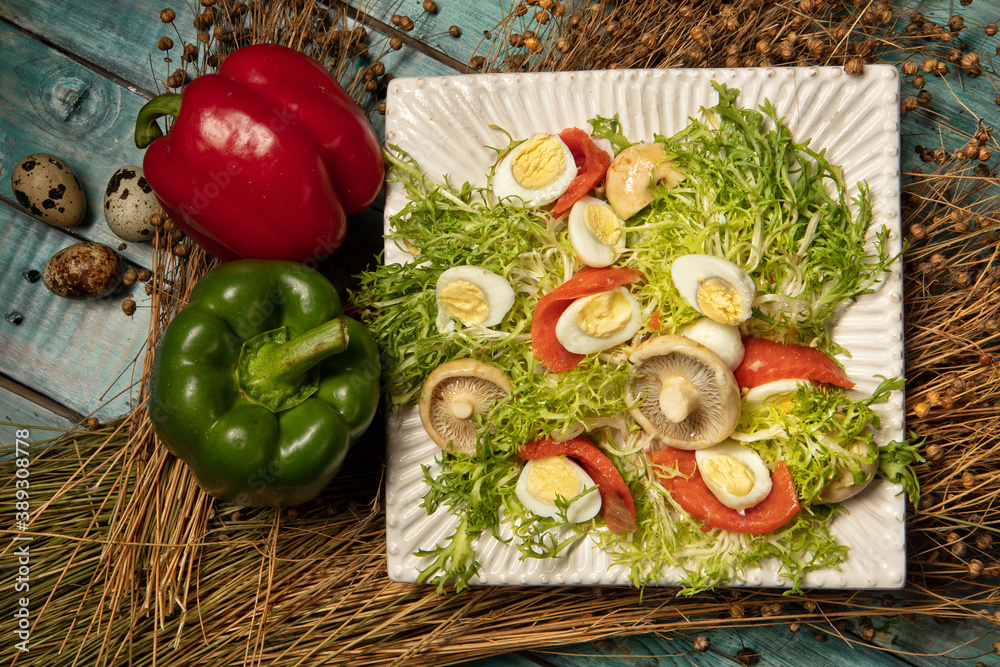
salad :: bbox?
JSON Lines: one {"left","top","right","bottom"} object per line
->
{"left": 357, "top": 82, "right": 921, "bottom": 594}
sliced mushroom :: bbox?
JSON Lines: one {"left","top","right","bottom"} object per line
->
{"left": 418, "top": 358, "right": 513, "bottom": 455}
{"left": 628, "top": 335, "right": 740, "bottom": 450}
{"left": 815, "top": 440, "right": 879, "bottom": 504}
{"left": 605, "top": 142, "right": 685, "bottom": 220}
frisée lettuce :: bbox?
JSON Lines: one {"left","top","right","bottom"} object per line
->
{"left": 353, "top": 82, "right": 915, "bottom": 594}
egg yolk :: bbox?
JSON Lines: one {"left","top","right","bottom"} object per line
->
{"left": 438, "top": 279, "right": 489, "bottom": 325}
{"left": 525, "top": 456, "right": 582, "bottom": 504}
{"left": 696, "top": 277, "right": 744, "bottom": 325}
{"left": 575, "top": 290, "right": 633, "bottom": 338}
{"left": 511, "top": 134, "right": 567, "bottom": 190}
{"left": 584, "top": 204, "right": 623, "bottom": 246}
{"left": 699, "top": 454, "right": 756, "bottom": 498}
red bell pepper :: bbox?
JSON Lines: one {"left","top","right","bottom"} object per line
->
{"left": 519, "top": 436, "right": 637, "bottom": 535}
{"left": 134, "top": 43, "right": 384, "bottom": 263}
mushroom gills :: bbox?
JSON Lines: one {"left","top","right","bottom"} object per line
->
{"left": 628, "top": 335, "right": 741, "bottom": 450}
{"left": 418, "top": 359, "right": 513, "bottom": 455}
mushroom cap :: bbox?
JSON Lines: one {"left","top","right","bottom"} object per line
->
{"left": 815, "top": 439, "right": 879, "bottom": 504}
{"left": 418, "top": 358, "right": 513, "bottom": 455}
{"left": 628, "top": 335, "right": 741, "bottom": 450}
{"left": 605, "top": 142, "right": 685, "bottom": 220}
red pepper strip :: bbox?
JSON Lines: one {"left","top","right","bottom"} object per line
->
{"left": 734, "top": 337, "right": 855, "bottom": 390}
{"left": 551, "top": 128, "right": 612, "bottom": 218}
{"left": 520, "top": 436, "right": 637, "bottom": 535}
{"left": 649, "top": 447, "right": 799, "bottom": 534}
{"left": 531, "top": 266, "right": 646, "bottom": 372}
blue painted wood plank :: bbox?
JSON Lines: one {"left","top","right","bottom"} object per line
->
{"left": 1, "top": 0, "right": 463, "bottom": 139}
{"left": 0, "top": 382, "right": 77, "bottom": 433}
{"left": 0, "top": 20, "right": 156, "bottom": 268}
{"left": 0, "top": 205, "right": 148, "bottom": 420}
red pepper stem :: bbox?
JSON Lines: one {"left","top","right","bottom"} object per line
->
{"left": 134, "top": 93, "right": 183, "bottom": 149}
{"left": 238, "top": 318, "right": 349, "bottom": 412}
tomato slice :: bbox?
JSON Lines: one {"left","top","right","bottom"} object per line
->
{"left": 531, "top": 266, "right": 646, "bottom": 372}
{"left": 520, "top": 436, "right": 637, "bottom": 535}
{"left": 734, "top": 337, "right": 854, "bottom": 390}
{"left": 551, "top": 128, "right": 611, "bottom": 219}
{"left": 649, "top": 447, "right": 799, "bottom": 534}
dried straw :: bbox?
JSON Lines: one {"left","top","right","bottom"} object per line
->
{"left": 2, "top": 0, "right": 999, "bottom": 665}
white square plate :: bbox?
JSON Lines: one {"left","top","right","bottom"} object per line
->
{"left": 382, "top": 67, "right": 905, "bottom": 589}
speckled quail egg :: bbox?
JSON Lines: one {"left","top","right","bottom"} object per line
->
{"left": 695, "top": 440, "right": 773, "bottom": 512}
{"left": 103, "top": 165, "right": 160, "bottom": 242}
{"left": 678, "top": 317, "right": 745, "bottom": 371}
{"left": 568, "top": 196, "right": 626, "bottom": 267}
{"left": 10, "top": 153, "right": 86, "bottom": 227}
{"left": 555, "top": 287, "right": 642, "bottom": 355}
{"left": 42, "top": 242, "right": 124, "bottom": 299}
{"left": 671, "top": 254, "right": 756, "bottom": 325}
{"left": 435, "top": 265, "right": 516, "bottom": 333}
{"left": 492, "top": 133, "right": 578, "bottom": 208}
{"left": 515, "top": 456, "right": 602, "bottom": 523}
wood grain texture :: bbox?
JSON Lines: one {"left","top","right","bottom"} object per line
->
{"left": 343, "top": 0, "right": 502, "bottom": 71}
{"left": 0, "top": 205, "right": 148, "bottom": 420}
{"left": 0, "top": 20, "right": 156, "bottom": 268}
{"left": 0, "top": 380, "right": 77, "bottom": 433}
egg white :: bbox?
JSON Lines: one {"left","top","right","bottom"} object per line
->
{"left": 568, "top": 196, "right": 626, "bottom": 267}
{"left": 677, "top": 317, "right": 745, "bottom": 370}
{"left": 695, "top": 441, "right": 773, "bottom": 512}
{"left": 555, "top": 287, "right": 642, "bottom": 355}
{"left": 514, "top": 456, "right": 602, "bottom": 523}
{"left": 435, "top": 265, "right": 516, "bottom": 333}
{"left": 743, "top": 378, "right": 805, "bottom": 406}
{"left": 671, "top": 254, "right": 756, "bottom": 325}
{"left": 492, "top": 133, "right": 578, "bottom": 207}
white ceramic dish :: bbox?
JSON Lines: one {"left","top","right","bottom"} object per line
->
{"left": 382, "top": 67, "right": 905, "bottom": 589}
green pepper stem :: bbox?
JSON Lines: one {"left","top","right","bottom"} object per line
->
{"left": 134, "top": 93, "right": 183, "bottom": 149}
{"left": 239, "top": 318, "right": 349, "bottom": 413}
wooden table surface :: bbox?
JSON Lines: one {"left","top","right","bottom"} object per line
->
{"left": 2, "top": 1, "right": 999, "bottom": 665}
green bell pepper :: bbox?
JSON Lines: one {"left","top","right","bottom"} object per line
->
{"left": 148, "top": 260, "right": 380, "bottom": 507}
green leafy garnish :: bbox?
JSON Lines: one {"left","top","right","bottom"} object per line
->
{"left": 355, "top": 83, "right": 915, "bottom": 595}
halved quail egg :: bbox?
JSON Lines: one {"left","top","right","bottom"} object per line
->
{"left": 568, "top": 196, "right": 626, "bottom": 267}
{"left": 492, "top": 133, "right": 577, "bottom": 208}
{"left": 555, "top": 287, "right": 642, "bottom": 355}
{"left": 677, "top": 317, "right": 745, "bottom": 371}
{"left": 515, "top": 455, "right": 602, "bottom": 523}
{"left": 435, "top": 265, "right": 516, "bottom": 333}
{"left": 695, "top": 440, "right": 773, "bottom": 512}
{"left": 671, "top": 254, "right": 756, "bottom": 325}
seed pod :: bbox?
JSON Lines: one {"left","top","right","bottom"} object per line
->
{"left": 160, "top": 8, "right": 176, "bottom": 22}
{"left": 422, "top": 0, "right": 437, "bottom": 12}
{"left": 449, "top": 25, "right": 461, "bottom": 37}
{"left": 122, "top": 299, "right": 137, "bottom": 316}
